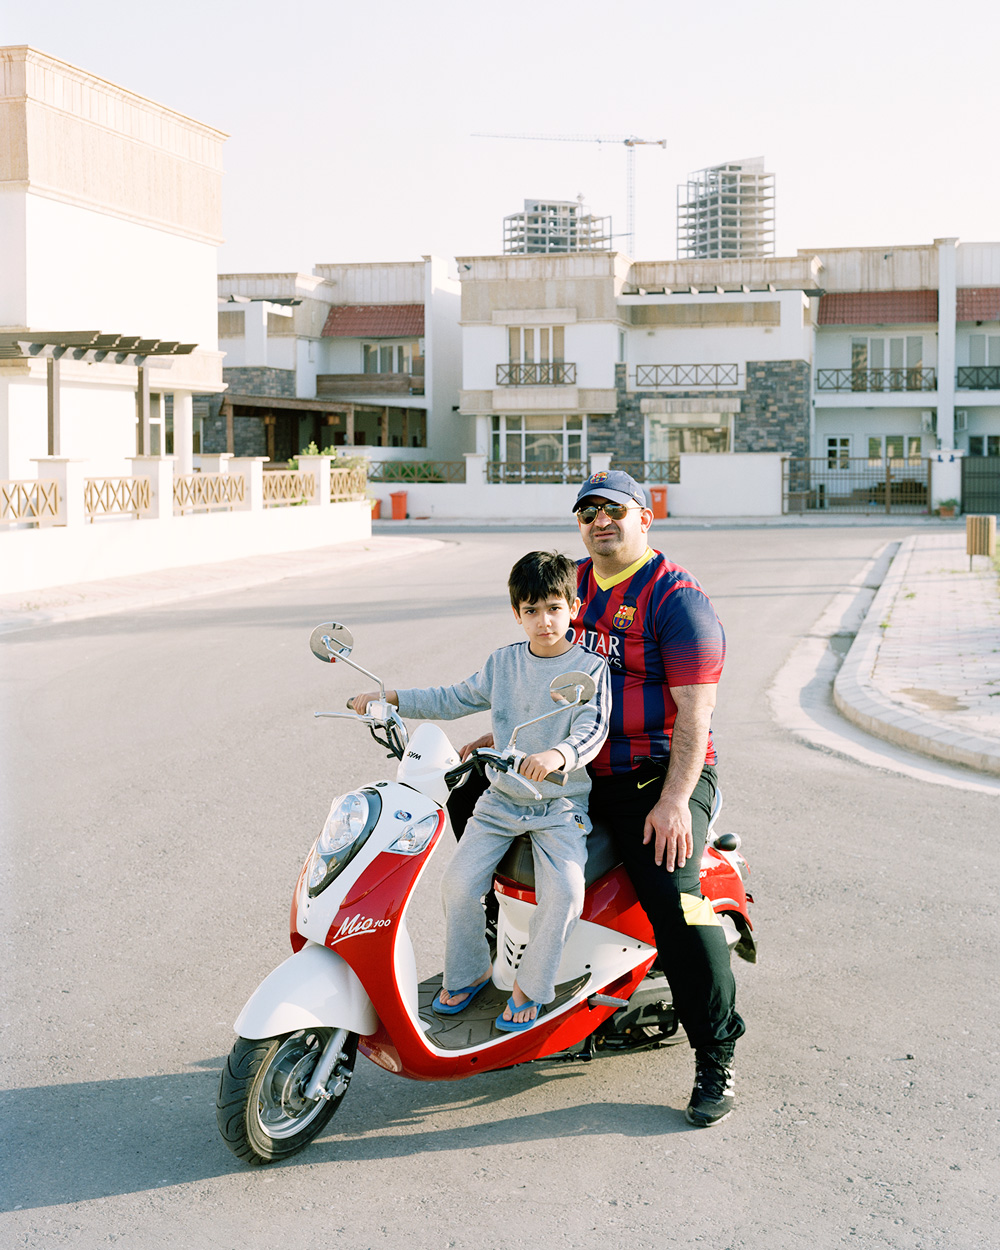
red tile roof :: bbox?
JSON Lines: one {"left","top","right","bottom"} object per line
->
{"left": 817, "top": 290, "right": 938, "bottom": 325}
{"left": 321, "top": 304, "right": 424, "bottom": 338}
{"left": 957, "top": 288, "right": 1000, "bottom": 322}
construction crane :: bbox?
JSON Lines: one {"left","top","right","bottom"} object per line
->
{"left": 473, "top": 133, "right": 667, "bottom": 256}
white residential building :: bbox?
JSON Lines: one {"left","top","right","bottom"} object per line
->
{"left": 213, "top": 258, "right": 463, "bottom": 463}
{"left": 0, "top": 45, "right": 226, "bottom": 482}
{"left": 455, "top": 239, "right": 1000, "bottom": 515}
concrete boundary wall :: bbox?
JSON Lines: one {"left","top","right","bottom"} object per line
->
{"left": 1, "top": 502, "right": 371, "bottom": 595}
{"left": 368, "top": 453, "right": 784, "bottom": 520}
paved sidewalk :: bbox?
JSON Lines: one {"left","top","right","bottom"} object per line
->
{"left": 834, "top": 533, "right": 1000, "bottom": 776}
{"left": 0, "top": 535, "right": 446, "bottom": 634}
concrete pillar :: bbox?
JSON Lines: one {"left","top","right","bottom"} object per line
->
{"left": 589, "top": 452, "right": 613, "bottom": 474}
{"left": 475, "top": 414, "right": 491, "bottom": 456}
{"left": 198, "top": 453, "right": 232, "bottom": 474}
{"left": 228, "top": 456, "right": 267, "bottom": 511}
{"left": 935, "top": 237, "right": 959, "bottom": 449}
{"left": 31, "top": 457, "right": 85, "bottom": 527}
{"left": 129, "top": 456, "right": 176, "bottom": 521}
{"left": 927, "top": 448, "right": 964, "bottom": 511}
{"left": 172, "top": 391, "right": 194, "bottom": 477}
{"left": 136, "top": 367, "right": 151, "bottom": 455}
{"left": 46, "top": 356, "right": 62, "bottom": 456}
{"left": 297, "top": 454, "right": 331, "bottom": 506}
{"left": 463, "top": 451, "right": 488, "bottom": 485}
{"left": 244, "top": 301, "right": 268, "bottom": 366}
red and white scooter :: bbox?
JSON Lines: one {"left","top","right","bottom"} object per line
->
{"left": 216, "top": 623, "right": 755, "bottom": 1165}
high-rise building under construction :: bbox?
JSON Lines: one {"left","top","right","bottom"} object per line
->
{"left": 503, "top": 198, "right": 612, "bottom": 254}
{"left": 676, "top": 157, "right": 775, "bottom": 259}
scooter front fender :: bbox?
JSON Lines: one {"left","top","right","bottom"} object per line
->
{"left": 234, "top": 940, "right": 379, "bottom": 1039}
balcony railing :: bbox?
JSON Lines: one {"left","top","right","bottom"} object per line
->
{"left": 368, "top": 460, "right": 466, "bottom": 484}
{"left": 634, "top": 364, "right": 738, "bottom": 388}
{"left": 496, "top": 362, "right": 577, "bottom": 386}
{"left": 611, "top": 458, "right": 681, "bottom": 485}
{"left": 957, "top": 366, "right": 1000, "bottom": 390}
{"left": 816, "top": 368, "right": 937, "bottom": 392}
{"left": 486, "top": 459, "right": 588, "bottom": 484}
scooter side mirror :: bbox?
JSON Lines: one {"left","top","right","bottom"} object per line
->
{"left": 505, "top": 670, "right": 599, "bottom": 752}
{"left": 549, "top": 671, "right": 597, "bottom": 707}
{"left": 310, "top": 622, "right": 355, "bottom": 664}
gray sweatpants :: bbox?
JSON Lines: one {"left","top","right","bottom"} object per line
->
{"left": 441, "top": 786, "right": 589, "bottom": 1004}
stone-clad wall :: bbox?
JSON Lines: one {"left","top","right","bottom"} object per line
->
{"left": 593, "top": 361, "right": 810, "bottom": 460}
{"left": 739, "top": 361, "right": 810, "bottom": 457}
{"left": 223, "top": 367, "right": 296, "bottom": 398}
{"left": 199, "top": 368, "right": 298, "bottom": 455}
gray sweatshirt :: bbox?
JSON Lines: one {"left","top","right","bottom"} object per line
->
{"left": 395, "top": 641, "right": 611, "bottom": 804}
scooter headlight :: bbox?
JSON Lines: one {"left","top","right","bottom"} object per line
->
{"left": 307, "top": 790, "right": 377, "bottom": 896}
{"left": 387, "top": 811, "right": 441, "bottom": 856}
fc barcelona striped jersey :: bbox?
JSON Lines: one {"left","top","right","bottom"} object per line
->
{"left": 570, "top": 547, "right": 725, "bottom": 775}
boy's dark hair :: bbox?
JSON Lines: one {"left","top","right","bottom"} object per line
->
{"left": 508, "top": 550, "right": 578, "bottom": 612}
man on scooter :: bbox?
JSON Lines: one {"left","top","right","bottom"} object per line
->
{"left": 570, "top": 469, "right": 745, "bottom": 1127}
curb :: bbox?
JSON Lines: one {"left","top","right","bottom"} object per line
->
{"left": 833, "top": 536, "right": 1000, "bottom": 777}
{"left": 0, "top": 536, "right": 448, "bottom": 635}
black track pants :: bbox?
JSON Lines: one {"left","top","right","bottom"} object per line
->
{"left": 588, "top": 762, "right": 745, "bottom": 1052}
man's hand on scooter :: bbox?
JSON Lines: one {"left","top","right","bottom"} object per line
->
{"left": 519, "top": 748, "right": 567, "bottom": 783}
{"left": 458, "top": 732, "right": 494, "bottom": 762}
{"left": 348, "top": 690, "right": 399, "bottom": 716}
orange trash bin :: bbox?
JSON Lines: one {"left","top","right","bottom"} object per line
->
{"left": 650, "top": 486, "right": 668, "bottom": 518}
{"left": 390, "top": 491, "right": 408, "bottom": 520}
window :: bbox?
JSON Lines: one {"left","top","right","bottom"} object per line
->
{"left": 508, "top": 327, "right": 565, "bottom": 364}
{"left": 826, "top": 436, "right": 850, "bottom": 468}
{"left": 868, "top": 435, "right": 922, "bottom": 465}
{"left": 647, "top": 412, "right": 731, "bottom": 458}
{"left": 851, "top": 336, "right": 924, "bottom": 389}
{"left": 362, "top": 340, "right": 420, "bottom": 374}
{"left": 968, "top": 335, "right": 1000, "bottom": 366}
{"left": 491, "top": 414, "right": 583, "bottom": 464}
{"left": 968, "top": 435, "right": 1000, "bottom": 456}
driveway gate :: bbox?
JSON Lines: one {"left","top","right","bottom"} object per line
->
{"left": 782, "top": 457, "right": 932, "bottom": 515}
{"left": 961, "top": 457, "right": 1000, "bottom": 515}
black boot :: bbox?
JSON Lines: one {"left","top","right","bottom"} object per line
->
{"left": 685, "top": 1043, "right": 735, "bottom": 1127}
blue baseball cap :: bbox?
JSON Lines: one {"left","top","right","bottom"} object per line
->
{"left": 573, "top": 469, "right": 647, "bottom": 512}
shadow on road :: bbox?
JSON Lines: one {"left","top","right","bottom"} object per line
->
{"left": 0, "top": 1055, "right": 691, "bottom": 1210}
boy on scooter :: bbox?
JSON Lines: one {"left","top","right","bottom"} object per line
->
{"left": 349, "top": 550, "right": 610, "bottom": 1031}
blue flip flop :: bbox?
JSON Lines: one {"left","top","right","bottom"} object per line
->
{"left": 495, "top": 996, "right": 544, "bottom": 1032}
{"left": 433, "top": 980, "right": 490, "bottom": 1015}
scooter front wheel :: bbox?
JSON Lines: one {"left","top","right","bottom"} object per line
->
{"left": 216, "top": 1027, "right": 358, "bottom": 1164}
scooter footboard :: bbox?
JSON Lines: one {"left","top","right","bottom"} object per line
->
{"left": 234, "top": 941, "right": 379, "bottom": 1039}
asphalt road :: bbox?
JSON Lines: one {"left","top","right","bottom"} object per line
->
{"left": 1, "top": 525, "right": 996, "bottom": 1250}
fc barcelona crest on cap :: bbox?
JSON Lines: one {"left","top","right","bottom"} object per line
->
{"left": 612, "top": 604, "right": 636, "bottom": 630}
{"left": 572, "top": 468, "right": 647, "bottom": 513}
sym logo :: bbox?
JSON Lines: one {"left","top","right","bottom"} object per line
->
{"left": 406, "top": 750, "right": 422, "bottom": 760}
{"left": 330, "top": 913, "right": 391, "bottom": 945}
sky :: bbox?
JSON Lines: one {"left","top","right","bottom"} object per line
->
{"left": 7, "top": 0, "right": 1000, "bottom": 276}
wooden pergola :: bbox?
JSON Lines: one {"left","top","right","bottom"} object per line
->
{"left": 0, "top": 331, "right": 198, "bottom": 456}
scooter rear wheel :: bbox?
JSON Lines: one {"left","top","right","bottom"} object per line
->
{"left": 216, "top": 1027, "right": 358, "bottom": 1164}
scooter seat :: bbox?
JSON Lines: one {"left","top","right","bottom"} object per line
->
{"left": 494, "top": 817, "right": 619, "bottom": 891}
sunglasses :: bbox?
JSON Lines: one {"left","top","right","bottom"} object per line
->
{"left": 576, "top": 503, "right": 639, "bottom": 524}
